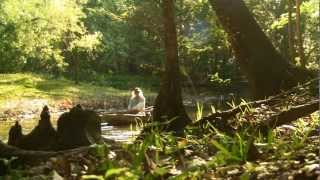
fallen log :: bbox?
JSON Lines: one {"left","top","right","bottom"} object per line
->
{"left": 193, "top": 95, "right": 283, "bottom": 130}
{"left": 195, "top": 79, "right": 318, "bottom": 132}
{"left": 195, "top": 98, "right": 319, "bottom": 135}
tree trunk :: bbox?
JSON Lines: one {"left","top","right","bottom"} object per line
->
{"left": 209, "top": 0, "right": 313, "bottom": 99}
{"left": 153, "top": 0, "right": 191, "bottom": 132}
{"left": 74, "top": 52, "right": 80, "bottom": 84}
{"left": 295, "top": 0, "right": 306, "bottom": 68}
{"left": 288, "top": 0, "right": 295, "bottom": 62}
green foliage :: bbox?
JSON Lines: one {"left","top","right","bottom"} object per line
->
{"left": 209, "top": 72, "right": 231, "bottom": 88}
{"left": 0, "top": 0, "right": 101, "bottom": 73}
{"left": 0, "top": 0, "right": 317, "bottom": 84}
{"left": 247, "top": 0, "right": 319, "bottom": 67}
{"left": 209, "top": 127, "right": 251, "bottom": 164}
{"left": 195, "top": 102, "right": 204, "bottom": 121}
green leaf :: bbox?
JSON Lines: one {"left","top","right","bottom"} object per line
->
{"left": 105, "top": 167, "right": 129, "bottom": 178}
{"left": 82, "top": 175, "right": 104, "bottom": 180}
{"left": 211, "top": 140, "right": 241, "bottom": 161}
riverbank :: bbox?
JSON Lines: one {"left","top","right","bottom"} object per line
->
{"left": 0, "top": 73, "right": 246, "bottom": 120}
{"left": 0, "top": 73, "right": 160, "bottom": 120}
{"left": 0, "top": 73, "right": 158, "bottom": 141}
{"left": 0, "top": 73, "right": 246, "bottom": 142}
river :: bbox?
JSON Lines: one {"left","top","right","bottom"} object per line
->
{"left": 0, "top": 92, "right": 249, "bottom": 143}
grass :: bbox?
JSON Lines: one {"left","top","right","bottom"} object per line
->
{"left": 79, "top": 112, "right": 319, "bottom": 179}
{"left": 0, "top": 73, "right": 158, "bottom": 105}
{"left": 0, "top": 73, "right": 158, "bottom": 141}
{"left": 1, "top": 101, "right": 319, "bottom": 179}
{"left": 1, "top": 73, "right": 319, "bottom": 179}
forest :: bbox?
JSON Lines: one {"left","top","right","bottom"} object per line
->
{"left": 0, "top": 0, "right": 319, "bottom": 179}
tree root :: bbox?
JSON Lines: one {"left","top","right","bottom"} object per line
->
{"left": 258, "top": 99, "right": 319, "bottom": 134}
{"left": 0, "top": 141, "right": 90, "bottom": 160}
{"left": 195, "top": 79, "right": 319, "bottom": 134}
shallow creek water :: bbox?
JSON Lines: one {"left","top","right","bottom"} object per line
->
{"left": 0, "top": 93, "right": 248, "bottom": 143}
{"left": 0, "top": 114, "right": 142, "bottom": 143}
{"left": 0, "top": 108, "right": 212, "bottom": 143}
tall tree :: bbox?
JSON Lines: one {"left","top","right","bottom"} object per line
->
{"left": 295, "top": 0, "right": 306, "bottom": 68}
{"left": 208, "top": 0, "right": 313, "bottom": 99}
{"left": 153, "top": 0, "right": 191, "bottom": 132}
{"left": 288, "top": 0, "right": 295, "bottom": 62}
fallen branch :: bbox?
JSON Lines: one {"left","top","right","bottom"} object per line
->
{"left": 258, "top": 99, "right": 319, "bottom": 133}
{"left": 194, "top": 96, "right": 280, "bottom": 127}
{"left": 194, "top": 78, "right": 318, "bottom": 129}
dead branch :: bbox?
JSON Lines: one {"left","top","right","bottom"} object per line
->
{"left": 194, "top": 78, "right": 318, "bottom": 129}
{"left": 258, "top": 99, "right": 319, "bottom": 133}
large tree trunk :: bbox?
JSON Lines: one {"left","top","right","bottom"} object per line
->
{"left": 209, "top": 0, "right": 313, "bottom": 99}
{"left": 153, "top": 0, "right": 191, "bottom": 132}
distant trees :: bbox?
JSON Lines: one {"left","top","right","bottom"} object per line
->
{"left": 0, "top": 0, "right": 318, "bottom": 86}
{"left": 153, "top": 0, "right": 191, "bottom": 132}
{"left": 0, "top": 0, "right": 101, "bottom": 76}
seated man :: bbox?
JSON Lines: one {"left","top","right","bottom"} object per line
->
{"left": 128, "top": 87, "right": 146, "bottom": 115}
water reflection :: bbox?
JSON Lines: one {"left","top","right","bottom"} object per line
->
{"left": 0, "top": 92, "right": 249, "bottom": 143}
{"left": 101, "top": 123, "right": 141, "bottom": 142}
{"left": 0, "top": 119, "right": 141, "bottom": 143}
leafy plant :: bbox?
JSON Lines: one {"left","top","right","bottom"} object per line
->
{"left": 195, "top": 102, "right": 204, "bottom": 121}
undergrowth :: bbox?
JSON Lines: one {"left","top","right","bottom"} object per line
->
{"left": 78, "top": 111, "right": 319, "bottom": 179}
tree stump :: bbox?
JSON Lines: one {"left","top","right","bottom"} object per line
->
{"left": 56, "top": 104, "right": 102, "bottom": 150}
{"left": 8, "top": 106, "right": 57, "bottom": 151}
{"left": 7, "top": 105, "right": 101, "bottom": 151}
